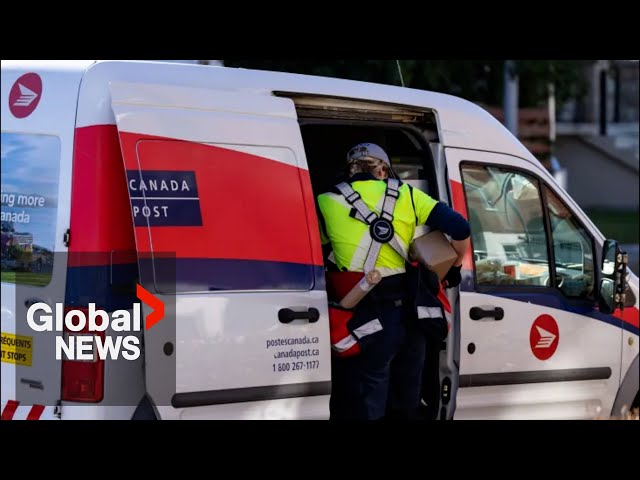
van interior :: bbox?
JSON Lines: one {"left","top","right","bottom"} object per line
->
{"left": 285, "top": 94, "right": 441, "bottom": 199}
{"left": 281, "top": 94, "right": 447, "bottom": 419}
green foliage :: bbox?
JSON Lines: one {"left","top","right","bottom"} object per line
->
{"left": 1, "top": 221, "right": 15, "bottom": 233}
{"left": 516, "top": 60, "right": 592, "bottom": 107}
{"left": 1, "top": 271, "right": 51, "bottom": 287}
{"left": 7, "top": 243, "right": 25, "bottom": 260}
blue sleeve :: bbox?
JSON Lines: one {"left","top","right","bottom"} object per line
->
{"left": 425, "top": 202, "right": 471, "bottom": 241}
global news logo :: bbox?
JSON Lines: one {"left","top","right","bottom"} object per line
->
{"left": 26, "top": 284, "right": 164, "bottom": 361}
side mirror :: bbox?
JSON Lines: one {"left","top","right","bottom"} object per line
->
{"left": 598, "top": 239, "right": 628, "bottom": 314}
{"left": 598, "top": 278, "right": 616, "bottom": 314}
{"left": 602, "top": 240, "right": 617, "bottom": 276}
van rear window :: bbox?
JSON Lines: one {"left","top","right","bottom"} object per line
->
{"left": 1, "top": 132, "right": 60, "bottom": 287}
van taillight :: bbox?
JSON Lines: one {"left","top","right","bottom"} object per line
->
{"left": 61, "top": 306, "right": 105, "bottom": 402}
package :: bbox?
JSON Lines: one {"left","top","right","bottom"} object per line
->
{"left": 409, "top": 229, "right": 458, "bottom": 282}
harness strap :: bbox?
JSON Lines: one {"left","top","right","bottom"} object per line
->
{"left": 335, "top": 179, "right": 407, "bottom": 273}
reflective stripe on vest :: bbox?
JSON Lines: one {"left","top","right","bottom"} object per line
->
{"left": 418, "top": 306, "right": 443, "bottom": 319}
{"left": 331, "top": 317, "right": 383, "bottom": 353}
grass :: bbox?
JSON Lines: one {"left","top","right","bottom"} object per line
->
{"left": 584, "top": 209, "right": 639, "bottom": 244}
{"left": 1, "top": 271, "right": 51, "bottom": 287}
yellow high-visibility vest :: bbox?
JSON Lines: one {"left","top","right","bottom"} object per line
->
{"left": 317, "top": 178, "right": 438, "bottom": 276}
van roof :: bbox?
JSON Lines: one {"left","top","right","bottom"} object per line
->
{"left": 2, "top": 60, "right": 541, "bottom": 167}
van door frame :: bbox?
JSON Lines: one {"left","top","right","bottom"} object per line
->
{"left": 294, "top": 114, "right": 462, "bottom": 420}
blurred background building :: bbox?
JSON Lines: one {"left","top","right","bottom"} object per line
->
{"left": 555, "top": 60, "right": 638, "bottom": 207}
{"left": 554, "top": 60, "right": 638, "bottom": 272}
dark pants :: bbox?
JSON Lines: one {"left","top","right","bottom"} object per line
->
{"left": 418, "top": 335, "right": 442, "bottom": 420}
{"left": 329, "top": 291, "right": 426, "bottom": 421}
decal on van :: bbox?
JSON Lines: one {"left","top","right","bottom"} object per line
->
{"left": 530, "top": 314, "right": 559, "bottom": 360}
{"left": 126, "top": 170, "right": 202, "bottom": 226}
{"left": 1, "top": 132, "right": 60, "bottom": 286}
{"left": 118, "top": 134, "right": 322, "bottom": 293}
{"left": 0, "top": 332, "right": 32, "bottom": 366}
{"left": 1, "top": 400, "right": 46, "bottom": 420}
{"left": 8, "top": 73, "right": 42, "bottom": 119}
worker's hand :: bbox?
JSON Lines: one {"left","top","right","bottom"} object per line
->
{"left": 443, "top": 265, "right": 462, "bottom": 289}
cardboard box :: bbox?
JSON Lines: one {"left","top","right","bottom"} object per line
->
{"left": 409, "top": 229, "right": 458, "bottom": 281}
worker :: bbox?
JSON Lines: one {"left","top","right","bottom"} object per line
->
{"left": 317, "top": 142, "right": 470, "bottom": 420}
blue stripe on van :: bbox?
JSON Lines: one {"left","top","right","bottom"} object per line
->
{"left": 139, "top": 258, "right": 325, "bottom": 292}
{"left": 65, "top": 263, "right": 139, "bottom": 311}
{"left": 468, "top": 290, "right": 638, "bottom": 336}
{"left": 65, "top": 259, "right": 326, "bottom": 309}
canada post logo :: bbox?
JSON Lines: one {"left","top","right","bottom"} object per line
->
{"left": 127, "top": 170, "right": 202, "bottom": 227}
{"left": 9, "top": 73, "right": 43, "bottom": 119}
{"left": 26, "top": 284, "right": 164, "bottom": 361}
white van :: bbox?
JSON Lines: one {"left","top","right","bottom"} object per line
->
{"left": 1, "top": 60, "right": 637, "bottom": 420}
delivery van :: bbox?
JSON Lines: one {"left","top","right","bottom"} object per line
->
{"left": 1, "top": 60, "right": 638, "bottom": 420}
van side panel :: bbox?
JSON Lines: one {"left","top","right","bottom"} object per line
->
{"left": 116, "top": 132, "right": 322, "bottom": 280}
{"left": 615, "top": 272, "right": 639, "bottom": 415}
{"left": 60, "top": 114, "right": 145, "bottom": 419}
{"left": 66, "top": 125, "right": 139, "bottom": 310}
{"left": 1, "top": 62, "right": 87, "bottom": 419}
{"left": 69, "top": 125, "right": 136, "bottom": 263}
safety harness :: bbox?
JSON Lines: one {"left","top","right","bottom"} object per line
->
{"left": 327, "top": 178, "right": 448, "bottom": 358}
{"left": 334, "top": 178, "right": 408, "bottom": 272}
{"left": 329, "top": 178, "right": 408, "bottom": 357}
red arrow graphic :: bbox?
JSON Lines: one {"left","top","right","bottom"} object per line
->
{"left": 137, "top": 283, "right": 165, "bottom": 330}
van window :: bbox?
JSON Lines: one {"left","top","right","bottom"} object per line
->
{"left": 1, "top": 132, "right": 60, "bottom": 287}
{"left": 461, "top": 164, "right": 551, "bottom": 287}
{"left": 543, "top": 186, "right": 595, "bottom": 299}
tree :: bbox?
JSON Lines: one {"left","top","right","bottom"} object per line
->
{"left": 1, "top": 221, "right": 15, "bottom": 233}
{"left": 515, "top": 60, "right": 592, "bottom": 108}
{"left": 7, "top": 243, "right": 25, "bottom": 260}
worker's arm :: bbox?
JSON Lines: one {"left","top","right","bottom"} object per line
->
{"left": 425, "top": 203, "right": 471, "bottom": 262}
{"left": 411, "top": 189, "right": 471, "bottom": 287}
{"left": 449, "top": 237, "right": 471, "bottom": 267}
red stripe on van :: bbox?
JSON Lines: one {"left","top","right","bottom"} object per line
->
{"left": 614, "top": 306, "right": 639, "bottom": 330}
{"left": 26, "top": 405, "right": 45, "bottom": 420}
{"left": 449, "top": 179, "right": 468, "bottom": 220}
{"left": 117, "top": 132, "right": 322, "bottom": 266}
{"left": 1, "top": 400, "right": 19, "bottom": 420}
{"left": 449, "top": 179, "right": 472, "bottom": 271}
{"left": 299, "top": 168, "right": 324, "bottom": 267}
{"left": 69, "top": 125, "right": 136, "bottom": 267}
